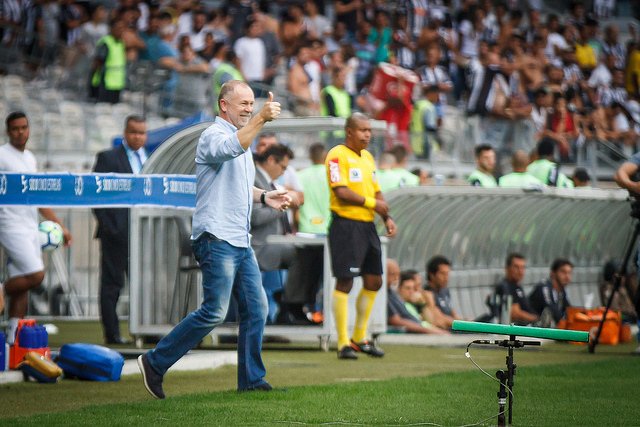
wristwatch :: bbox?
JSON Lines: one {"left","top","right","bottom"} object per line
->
{"left": 260, "top": 190, "right": 268, "bottom": 205}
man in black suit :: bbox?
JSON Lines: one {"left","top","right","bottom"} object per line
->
{"left": 92, "top": 115, "right": 148, "bottom": 344}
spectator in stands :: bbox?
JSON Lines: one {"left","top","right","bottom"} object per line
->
{"left": 390, "top": 11, "right": 415, "bottom": 70}
{"left": 59, "top": 0, "right": 82, "bottom": 47}
{"left": 288, "top": 40, "right": 318, "bottom": 116}
{"left": 468, "top": 143, "right": 498, "bottom": 187}
{"left": 494, "top": 253, "right": 538, "bottom": 325}
{"left": 498, "top": 150, "right": 544, "bottom": 188}
{"left": 179, "top": 9, "right": 208, "bottom": 52}
{"left": 224, "top": 0, "right": 255, "bottom": 42}
{"left": 561, "top": 47, "right": 584, "bottom": 94}
{"left": 455, "top": 7, "right": 487, "bottom": 102}
{"left": 154, "top": 23, "right": 180, "bottom": 117}
{"left": 531, "top": 86, "right": 552, "bottom": 140}
{"left": 211, "top": 49, "right": 243, "bottom": 114}
{"left": 572, "top": 167, "right": 591, "bottom": 187}
{"left": 255, "top": 11, "right": 281, "bottom": 88}
{"left": 600, "top": 68, "right": 629, "bottom": 108}
{"left": 334, "top": 0, "right": 361, "bottom": 41}
{"left": 602, "top": 101, "right": 638, "bottom": 155}
{"left": 353, "top": 20, "right": 377, "bottom": 90}
{"left": 74, "top": 4, "right": 109, "bottom": 72}
{"left": 467, "top": 50, "right": 503, "bottom": 117}
{"left": 234, "top": 17, "right": 267, "bottom": 97}
{"left": 522, "top": 34, "right": 548, "bottom": 96}
{"left": 0, "top": 111, "right": 71, "bottom": 344}
{"left": 527, "top": 137, "right": 574, "bottom": 187}
{"left": 602, "top": 24, "right": 626, "bottom": 70}
{"left": 423, "top": 255, "right": 463, "bottom": 330}
{"left": 544, "top": 14, "right": 569, "bottom": 63}
{"left": 419, "top": 45, "right": 453, "bottom": 108}
{"left": 574, "top": 26, "right": 596, "bottom": 72}
{"left": 321, "top": 67, "right": 352, "bottom": 119}
{"left": 306, "top": 38, "right": 326, "bottom": 111}
{"left": 303, "top": 0, "right": 331, "bottom": 40}
{"left": 197, "top": 32, "right": 218, "bottom": 63}
{"left": 369, "top": 9, "right": 392, "bottom": 64}
{"left": 90, "top": 17, "right": 127, "bottom": 103}
{"left": 205, "top": 9, "right": 230, "bottom": 43}
{"left": 92, "top": 115, "right": 148, "bottom": 345}
{"left": 138, "top": 11, "right": 170, "bottom": 62}
{"left": 546, "top": 92, "right": 579, "bottom": 160}
{"left": 410, "top": 85, "right": 440, "bottom": 159}
{"left": 279, "top": 6, "right": 307, "bottom": 58}
{"left": 588, "top": 52, "right": 616, "bottom": 92}
{"left": 326, "top": 112, "right": 397, "bottom": 359}
{"left": 251, "top": 144, "right": 296, "bottom": 323}
{"left": 377, "top": 70, "right": 416, "bottom": 148}
{"left": 528, "top": 258, "right": 573, "bottom": 327}
{"left": 171, "top": 44, "right": 211, "bottom": 118}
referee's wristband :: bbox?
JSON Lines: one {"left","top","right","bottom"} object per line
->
{"left": 363, "top": 196, "right": 376, "bottom": 209}
{"left": 260, "top": 190, "right": 268, "bottom": 205}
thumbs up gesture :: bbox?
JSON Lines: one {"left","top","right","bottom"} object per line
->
{"left": 259, "top": 91, "right": 281, "bottom": 122}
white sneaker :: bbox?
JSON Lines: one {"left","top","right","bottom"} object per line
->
{"left": 632, "top": 345, "right": 640, "bottom": 356}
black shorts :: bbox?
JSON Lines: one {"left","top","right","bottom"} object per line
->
{"left": 328, "top": 214, "right": 382, "bottom": 279}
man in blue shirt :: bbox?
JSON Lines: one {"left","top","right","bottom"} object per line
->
{"left": 138, "top": 81, "right": 290, "bottom": 398}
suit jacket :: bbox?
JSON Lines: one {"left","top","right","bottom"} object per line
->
{"left": 92, "top": 145, "right": 135, "bottom": 246}
{"left": 251, "top": 168, "right": 295, "bottom": 271}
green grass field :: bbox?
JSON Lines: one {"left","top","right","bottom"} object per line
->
{"left": 1, "top": 321, "right": 638, "bottom": 425}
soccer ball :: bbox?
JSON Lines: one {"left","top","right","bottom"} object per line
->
{"left": 39, "top": 221, "right": 64, "bottom": 252}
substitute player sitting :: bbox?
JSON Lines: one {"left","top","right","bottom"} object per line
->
{"left": 325, "top": 112, "right": 397, "bottom": 360}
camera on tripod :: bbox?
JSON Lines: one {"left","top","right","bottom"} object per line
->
{"left": 629, "top": 195, "right": 640, "bottom": 219}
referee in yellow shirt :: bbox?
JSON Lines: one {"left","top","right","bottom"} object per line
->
{"left": 325, "top": 112, "right": 398, "bottom": 359}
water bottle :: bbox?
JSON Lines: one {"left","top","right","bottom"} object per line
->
{"left": 37, "top": 325, "right": 49, "bottom": 348}
{"left": 19, "top": 326, "right": 36, "bottom": 349}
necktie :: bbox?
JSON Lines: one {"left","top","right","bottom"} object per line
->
{"left": 270, "top": 182, "right": 292, "bottom": 234}
{"left": 133, "top": 150, "right": 144, "bottom": 174}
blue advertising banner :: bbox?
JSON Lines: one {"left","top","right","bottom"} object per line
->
{"left": 0, "top": 173, "right": 196, "bottom": 209}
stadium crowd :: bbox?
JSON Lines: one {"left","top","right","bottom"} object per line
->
{"left": 1, "top": 0, "right": 640, "bottom": 163}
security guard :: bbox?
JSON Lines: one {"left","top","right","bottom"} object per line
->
{"left": 90, "top": 18, "right": 127, "bottom": 104}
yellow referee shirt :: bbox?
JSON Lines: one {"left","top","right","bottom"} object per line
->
{"left": 326, "top": 144, "right": 380, "bottom": 222}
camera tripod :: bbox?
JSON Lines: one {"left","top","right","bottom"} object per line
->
{"left": 589, "top": 200, "right": 640, "bottom": 353}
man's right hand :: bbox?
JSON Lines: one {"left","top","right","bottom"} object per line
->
{"left": 260, "top": 91, "right": 281, "bottom": 122}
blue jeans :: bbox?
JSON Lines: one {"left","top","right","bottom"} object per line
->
{"left": 146, "top": 233, "right": 268, "bottom": 390}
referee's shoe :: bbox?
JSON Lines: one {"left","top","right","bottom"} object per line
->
{"left": 350, "top": 339, "right": 385, "bottom": 358}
